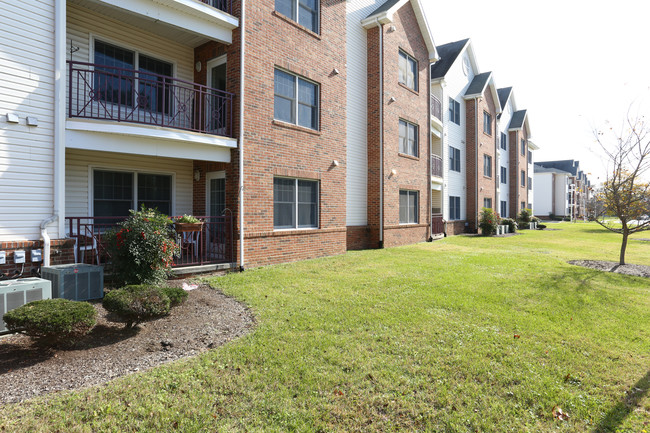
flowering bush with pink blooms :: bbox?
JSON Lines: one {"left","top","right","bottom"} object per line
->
{"left": 105, "top": 207, "right": 179, "bottom": 286}
{"left": 479, "top": 207, "right": 499, "bottom": 236}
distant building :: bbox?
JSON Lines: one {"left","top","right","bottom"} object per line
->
{"left": 534, "top": 160, "right": 591, "bottom": 219}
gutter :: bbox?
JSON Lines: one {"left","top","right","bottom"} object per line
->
{"left": 238, "top": 0, "right": 246, "bottom": 270}
{"left": 376, "top": 18, "right": 384, "bottom": 248}
{"left": 474, "top": 98, "right": 478, "bottom": 231}
{"left": 42, "top": 0, "right": 66, "bottom": 267}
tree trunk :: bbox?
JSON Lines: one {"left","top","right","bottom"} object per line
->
{"left": 620, "top": 226, "right": 629, "bottom": 265}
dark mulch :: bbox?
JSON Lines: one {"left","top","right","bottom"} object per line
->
{"left": 568, "top": 260, "right": 650, "bottom": 278}
{"left": 0, "top": 282, "right": 254, "bottom": 406}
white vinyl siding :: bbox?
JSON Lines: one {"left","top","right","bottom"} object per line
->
{"left": 65, "top": 149, "right": 192, "bottom": 218}
{"left": 346, "top": 0, "right": 378, "bottom": 226}
{"left": 440, "top": 48, "right": 474, "bottom": 222}
{"left": 0, "top": 0, "right": 56, "bottom": 241}
{"left": 497, "top": 99, "right": 513, "bottom": 210}
{"left": 67, "top": 3, "right": 194, "bottom": 87}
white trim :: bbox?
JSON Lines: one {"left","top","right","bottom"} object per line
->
{"left": 88, "top": 166, "right": 177, "bottom": 217}
{"left": 90, "top": 34, "right": 179, "bottom": 77}
{"left": 272, "top": 177, "right": 320, "bottom": 231}
{"left": 91, "top": 0, "right": 237, "bottom": 43}
{"left": 273, "top": 67, "right": 320, "bottom": 130}
{"left": 207, "top": 54, "right": 227, "bottom": 78}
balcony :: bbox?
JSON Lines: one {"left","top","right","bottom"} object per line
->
{"left": 65, "top": 215, "right": 234, "bottom": 269}
{"left": 68, "top": 61, "right": 234, "bottom": 137}
{"left": 198, "top": 0, "right": 232, "bottom": 15}
{"left": 431, "top": 154, "right": 443, "bottom": 178}
{"left": 430, "top": 94, "right": 443, "bottom": 134}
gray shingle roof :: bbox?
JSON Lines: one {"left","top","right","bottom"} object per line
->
{"left": 536, "top": 160, "right": 579, "bottom": 176}
{"left": 509, "top": 109, "right": 527, "bottom": 130}
{"left": 430, "top": 39, "right": 469, "bottom": 79}
{"left": 366, "top": 0, "right": 402, "bottom": 19}
{"left": 464, "top": 72, "right": 491, "bottom": 97}
{"left": 497, "top": 87, "right": 512, "bottom": 110}
{"left": 534, "top": 164, "right": 573, "bottom": 175}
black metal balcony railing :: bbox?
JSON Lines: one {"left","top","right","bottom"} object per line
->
{"left": 198, "top": 0, "right": 232, "bottom": 15}
{"left": 431, "top": 154, "right": 443, "bottom": 178}
{"left": 65, "top": 215, "right": 233, "bottom": 268}
{"left": 431, "top": 94, "right": 442, "bottom": 121}
{"left": 68, "top": 61, "right": 234, "bottom": 137}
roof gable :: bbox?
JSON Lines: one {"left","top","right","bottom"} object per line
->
{"left": 430, "top": 38, "right": 469, "bottom": 79}
{"left": 497, "top": 87, "right": 512, "bottom": 111}
{"left": 362, "top": 0, "right": 438, "bottom": 60}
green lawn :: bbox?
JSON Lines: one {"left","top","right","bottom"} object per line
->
{"left": 1, "top": 222, "right": 648, "bottom": 432}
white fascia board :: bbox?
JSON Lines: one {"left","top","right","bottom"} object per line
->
{"left": 97, "top": 0, "right": 237, "bottom": 44}
{"left": 66, "top": 120, "right": 235, "bottom": 162}
{"left": 361, "top": 0, "right": 438, "bottom": 60}
{"left": 528, "top": 139, "right": 540, "bottom": 150}
{"left": 487, "top": 79, "right": 502, "bottom": 115}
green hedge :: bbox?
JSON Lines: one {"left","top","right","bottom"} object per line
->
{"left": 3, "top": 299, "right": 96, "bottom": 345}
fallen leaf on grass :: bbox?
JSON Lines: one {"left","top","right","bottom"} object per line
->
{"left": 333, "top": 389, "right": 344, "bottom": 396}
{"left": 552, "top": 406, "right": 570, "bottom": 421}
{"left": 513, "top": 334, "right": 520, "bottom": 339}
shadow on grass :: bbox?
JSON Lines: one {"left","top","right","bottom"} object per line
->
{"left": 593, "top": 370, "right": 649, "bottom": 433}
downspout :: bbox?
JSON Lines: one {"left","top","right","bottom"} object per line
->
{"left": 42, "top": 0, "right": 66, "bottom": 267}
{"left": 376, "top": 19, "right": 384, "bottom": 248}
{"left": 238, "top": 0, "right": 246, "bottom": 271}
{"left": 427, "top": 69, "right": 432, "bottom": 240}
{"left": 474, "top": 98, "right": 478, "bottom": 232}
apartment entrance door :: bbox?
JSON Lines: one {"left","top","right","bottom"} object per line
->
{"left": 206, "top": 56, "right": 227, "bottom": 134}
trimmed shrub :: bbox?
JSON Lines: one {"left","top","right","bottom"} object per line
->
{"left": 500, "top": 218, "right": 518, "bottom": 233}
{"left": 103, "top": 285, "right": 171, "bottom": 328}
{"left": 159, "top": 286, "right": 188, "bottom": 307}
{"left": 518, "top": 208, "right": 532, "bottom": 229}
{"left": 104, "top": 207, "right": 180, "bottom": 287}
{"left": 479, "top": 207, "right": 499, "bottom": 236}
{"left": 3, "top": 299, "right": 96, "bottom": 345}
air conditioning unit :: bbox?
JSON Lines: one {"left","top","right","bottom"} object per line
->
{"left": 41, "top": 264, "right": 104, "bottom": 301}
{"left": 0, "top": 278, "right": 53, "bottom": 334}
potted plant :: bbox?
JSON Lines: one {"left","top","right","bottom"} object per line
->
{"left": 173, "top": 214, "right": 203, "bottom": 233}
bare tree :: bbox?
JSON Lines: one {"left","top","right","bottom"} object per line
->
{"left": 594, "top": 114, "right": 650, "bottom": 265}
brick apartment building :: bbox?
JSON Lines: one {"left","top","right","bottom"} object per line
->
{"left": 0, "top": 0, "right": 441, "bottom": 275}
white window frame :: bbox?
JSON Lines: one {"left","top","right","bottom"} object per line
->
{"left": 483, "top": 154, "right": 492, "bottom": 178}
{"left": 205, "top": 171, "right": 226, "bottom": 217}
{"left": 449, "top": 98, "right": 460, "bottom": 125}
{"left": 273, "top": 177, "right": 319, "bottom": 230}
{"left": 399, "top": 119, "right": 418, "bottom": 157}
{"left": 275, "top": 0, "right": 320, "bottom": 33}
{"left": 274, "top": 68, "right": 320, "bottom": 130}
{"left": 449, "top": 196, "right": 461, "bottom": 220}
{"left": 483, "top": 111, "right": 492, "bottom": 135}
{"left": 449, "top": 146, "right": 461, "bottom": 172}
{"left": 500, "top": 166, "right": 507, "bottom": 184}
{"left": 500, "top": 132, "right": 507, "bottom": 150}
{"left": 398, "top": 50, "right": 418, "bottom": 91}
{"left": 89, "top": 166, "right": 176, "bottom": 217}
{"left": 399, "top": 190, "right": 419, "bottom": 224}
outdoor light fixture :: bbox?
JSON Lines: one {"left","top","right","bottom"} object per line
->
{"left": 194, "top": 169, "right": 201, "bottom": 181}
{"left": 195, "top": 61, "right": 202, "bottom": 72}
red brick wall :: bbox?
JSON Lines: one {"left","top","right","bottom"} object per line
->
{"left": 346, "top": 225, "right": 372, "bottom": 250}
{"left": 445, "top": 220, "right": 467, "bottom": 236}
{"left": 465, "top": 88, "right": 497, "bottom": 232}
{"left": 508, "top": 125, "right": 529, "bottom": 217}
{"left": 0, "top": 239, "right": 75, "bottom": 277}
{"left": 235, "top": 0, "right": 348, "bottom": 267}
{"left": 366, "top": 3, "right": 430, "bottom": 249}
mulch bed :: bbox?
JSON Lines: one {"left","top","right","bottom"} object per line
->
{"left": 568, "top": 260, "right": 650, "bottom": 278}
{"left": 0, "top": 282, "right": 254, "bottom": 406}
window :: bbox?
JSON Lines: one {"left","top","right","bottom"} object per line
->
{"left": 449, "top": 98, "right": 460, "bottom": 125}
{"left": 449, "top": 146, "right": 461, "bottom": 172}
{"left": 275, "top": 0, "right": 319, "bottom": 33}
{"left": 94, "top": 40, "right": 173, "bottom": 114}
{"left": 483, "top": 198, "right": 492, "bottom": 209}
{"left": 528, "top": 150, "right": 532, "bottom": 164}
{"left": 500, "top": 132, "right": 507, "bottom": 150}
{"left": 273, "top": 177, "right": 319, "bottom": 229}
{"left": 500, "top": 166, "right": 507, "bottom": 184}
{"left": 521, "top": 139, "right": 526, "bottom": 156}
{"left": 528, "top": 177, "right": 532, "bottom": 190}
{"left": 449, "top": 196, "right": 461, "bottom": 220}
{"left": 500, "top": 200, "right": 507, "bottom": 217}
{"left": 521, "top": 170, "right": 526, "bottom": 187}
{"left": 398, "top": 50, "right": 418, "bottom": 91}
{"left": 521, "top": 201, "right": 526, "bottom": 210}
{"left": 483, "top": 111, "right": 492, "bottom": 135}
{"left": 399, "top": 119, "right": 418, "bottom": 156}
{"left": 93, "top": 170, "right": 172, "bottom": 218}
{"left": 274, "top": 69, "right": 319, "bottom": 130}
{"left": 399, "top": 190, "right": 419, "bottom": 224}
{"left": 483, "top": 154, "right": 492, "bottom": 177}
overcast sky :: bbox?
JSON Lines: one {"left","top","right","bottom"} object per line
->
{"left": 423, "top": 0, "right": 650, "bottom": 185}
